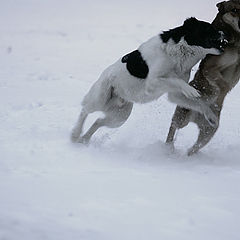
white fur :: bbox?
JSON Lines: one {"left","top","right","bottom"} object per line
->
{"left": 71, "top": 34, "right": 220, "bottom": 144}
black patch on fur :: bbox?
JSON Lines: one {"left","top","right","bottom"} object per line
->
{"left": 160, "top": 26, "right": 185, "bottom": 44}
{"left": 121, "top": 50, "right": 149, "bottom": 79}
{"left": 160, "top": 17, "right": 223, "bottom": 51}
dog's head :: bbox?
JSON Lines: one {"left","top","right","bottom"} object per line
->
{"left": 217, "top": 0, "right": 240, "bottom": 32}
{"left": 183, "top": 17, "right": 227, "bottom": 54}
{"left": 214, "top": 0, "right": 240, "bottom": 42}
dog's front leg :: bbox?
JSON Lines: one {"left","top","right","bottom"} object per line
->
{"left": 165, "top": 77, "right": 201, "bottom": 98}
{"left": 168, "top": 92, "right": 218, "bottom": 127}
{"left": 146, "top": 76, "right": 201, "bottom": 98}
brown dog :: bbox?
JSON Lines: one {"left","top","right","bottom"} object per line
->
{"left": 166, "top": 0, "right": 240, "bottom": 156}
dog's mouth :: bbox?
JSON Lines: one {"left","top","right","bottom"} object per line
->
{"left": 212, "top": 31, "right": 229, "bottom": 52}
{"left": 218, "top": 38, "right": 229, "bottom": 52}
{"left": 217, "top": 38, "right": 229, "bottom": 52}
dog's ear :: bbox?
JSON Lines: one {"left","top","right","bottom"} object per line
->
{"left": 216, "top": 1, "right": 226, "bottom": 12}
{"left": 183, "top": 17, "right": 198, "bottom": 30}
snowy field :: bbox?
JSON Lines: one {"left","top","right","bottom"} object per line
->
{"left": 1, "top": 0, "right": 240, "bottom": 239}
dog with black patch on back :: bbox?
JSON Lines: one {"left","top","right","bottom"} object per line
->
{"left": 71, "top": 17, "right": 227, "bottom": 144}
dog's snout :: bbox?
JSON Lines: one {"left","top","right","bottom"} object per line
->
{"left": 209, "top": 31, "right": 228, "bottom": 52}
{"left": 216, "top": 31, "right": 228, "bottom": 47}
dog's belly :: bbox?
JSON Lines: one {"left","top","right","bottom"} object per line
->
{"left": 110, "top": 62, "right": 164, "bottom": 103}
{"left": 114, "top": 78, "right": 165, "bottom": 103}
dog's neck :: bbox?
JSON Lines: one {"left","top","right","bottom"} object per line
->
{"left": 162, "top": 38, "right": 207, "bottom": 71}
{"left": 160, "top": 28, "right": 209, "bottom": 62}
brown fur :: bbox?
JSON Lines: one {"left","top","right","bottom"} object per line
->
{"left": 166, "top": 0, "right": 240, "bottom": 155}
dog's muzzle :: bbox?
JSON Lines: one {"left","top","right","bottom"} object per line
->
{"left": 218, "top": 39, "right": 229, "bottom": 52}
{"left": 214, "top": 31, "right": 229, "bottom": 52}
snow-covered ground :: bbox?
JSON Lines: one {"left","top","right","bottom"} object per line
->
{"left": 1, "top": 0, "right": 240, "bottom": 239}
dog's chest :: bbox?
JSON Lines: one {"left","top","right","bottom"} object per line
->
{"left": 168, "top": 57, "right": 193, "bottom": 82}
{"left": 166, "top": 44, "right": 201, "bottom": 76}
{"left": 220, "top": 48, "right": 240, "bottom": 88}
{"left": 221, "top": 48, "right": 239, "bottom": 66}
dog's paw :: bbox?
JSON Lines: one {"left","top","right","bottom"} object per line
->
{"left": 71, "top": 131, "right": 80, "bottom": 143}
{"left": 187, "top": 147, "right": 199, "bottom": 156}
{"left": 165, "top": 142, "right": 175, "bottom": 153}
{"left": 182, "top": 85, "right": 201, "bottom": 98}
{"left": 203, "top": 109, "right": 218, "bottom": 128}
{"left": 77, "top": 136, "right": 90, "bottom": 145}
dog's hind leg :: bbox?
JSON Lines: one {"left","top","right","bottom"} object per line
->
{"left": 187, "top": 123, "right": 218, "bottom": 156}
{"left": 77, "top": 117, "right": 106, "bottom": 144}
{"left": 166, "top": 107, "right": 191, "bottom": 150}
{"left": 71, "top": 109, "right": 89, "bottom": 142}
{"left": 78, "top": 94, "right": 133, "bottom": 144}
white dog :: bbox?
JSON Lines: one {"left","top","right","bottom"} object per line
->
{"left": 71, "top": 17, "right": 226, "bottom": 144}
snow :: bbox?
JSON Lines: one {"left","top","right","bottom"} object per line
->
{"left": 0, "top": 0, "right": 240, "bottom": 239}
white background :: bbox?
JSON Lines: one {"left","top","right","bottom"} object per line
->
{"left": 0, "top": 0, "right": 240, "bottom": 239}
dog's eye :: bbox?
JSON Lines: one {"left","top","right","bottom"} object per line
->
{"left": 231, "top": 8, "right": 238, "bottom": 13}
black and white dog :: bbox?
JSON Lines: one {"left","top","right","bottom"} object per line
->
{"left": 71, "top": 17, "right": 226, "bottom": 144}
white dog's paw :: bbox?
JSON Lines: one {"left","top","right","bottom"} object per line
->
{"left": 182, "top": 85, "right": 201, "bottom": 98}
{"left": 77, "top": 136, "right": 90, "bottom": 145}
{"left": 71, "top": 129, "right": 81, "bottom": 143}
{"left": 71, "top": 133, "right": 78, "bottom": 143}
